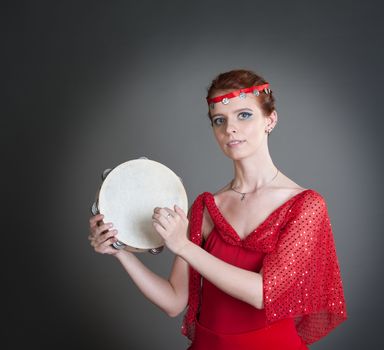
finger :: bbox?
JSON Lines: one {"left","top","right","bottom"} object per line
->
{"left": 94, "top": 229, "right": 117, "bottom": 246}
{"left": 152, "top": 212, "right": 163, "bottom": 221}
{"left": 152, "top": 221, "right": 166, "bottom": 235}
{"left": 89, "top": 213, "right": 104, "bottom": 225}
{"left": 89, "top": 214, "right": 104, "bottom": 228}
{"left": 94, "top": 235, "right": 119, "bottom": 254}
{"left": 157, "top": 207, "right": 171, "bottom": 217}
{"left": 152, "top": 215, "right": 168, "bottom": 228}
{"left": 90, "top": 222, "right": 112, "bottom": 238}
{"left": 153, "top": 207, "right": 167, "bottom": 215}
{"left": 160, "top": 208, "right": 177, "bottom": 221}
{"left": 152, "top": 211, "right": 172, "bottom": 222}
{"left": 174, "top": 205, "right": 188, "bottom": 221}
{"left": 94, "top": 222, "right": 114, "bottom": 236}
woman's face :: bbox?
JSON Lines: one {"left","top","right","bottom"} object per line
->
{"left": 208, "top": 91, "right": 276, "bottom": 160}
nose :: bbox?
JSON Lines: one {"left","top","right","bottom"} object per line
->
{"left": 225, "top": 120, "right": 238, "bottom": 134}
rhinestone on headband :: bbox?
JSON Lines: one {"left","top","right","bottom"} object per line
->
{"left": 207, "top": 83, "right": 270, "bottom": 109}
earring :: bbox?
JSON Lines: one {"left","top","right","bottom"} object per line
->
{"left": 265, "top": 123, "right": 276, "bottom": 135}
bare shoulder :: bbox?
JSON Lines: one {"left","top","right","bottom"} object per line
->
{"left": 275, "top": 171, "right": 308, "bottom": 193}
{"left": 277, "top": 172, "right": 325, "bottom": 202}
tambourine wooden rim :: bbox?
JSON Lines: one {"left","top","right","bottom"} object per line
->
{"left": 92, "top": 157, "right": 188, "bottom": 254}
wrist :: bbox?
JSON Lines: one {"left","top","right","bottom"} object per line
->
{"left": 177, "top": 240, "right": 194, "bottom": 259}
{"left": 114, "top": 249, "right": 133, "bottom": 261}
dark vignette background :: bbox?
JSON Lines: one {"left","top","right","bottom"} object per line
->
{"left": 3, "top": 0, "right": 383, "bottom": 349}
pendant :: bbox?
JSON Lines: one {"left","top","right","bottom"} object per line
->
{"left": 241, "top": 193, "right": 246, "bottom": 201}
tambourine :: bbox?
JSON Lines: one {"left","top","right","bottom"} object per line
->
{"left": 91, "top": 157, "right": 188, "bottom": 255}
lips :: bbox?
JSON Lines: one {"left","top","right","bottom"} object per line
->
{"left": 227, "top": 139, "right": 245, "bottom": 146}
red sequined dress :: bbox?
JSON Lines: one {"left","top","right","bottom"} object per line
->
{"left": 182, "top": 189, "right": 347, "bottom": 350}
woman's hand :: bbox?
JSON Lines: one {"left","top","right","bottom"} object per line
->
{"left": 152, "top": 205, "right": 190, "bottom": 255}
{"left": 88, "top": 214, "right": 121, "bottom": 256}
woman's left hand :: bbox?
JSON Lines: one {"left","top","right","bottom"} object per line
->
{"left": 152, "top": 205, "right": 190, "bottom": 255}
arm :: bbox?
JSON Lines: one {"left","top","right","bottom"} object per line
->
{"left": 153, "top": 205, "right": 264, "bottom": 310}
{"left": 262, "top": 191, "right": 347, "bottom": 343}
{"left": 179, "top": 242, "right": 263, "bottom": 309}
{"left": 88, "top": 213, "right": 189, "bottom": 317}
{"left": 115, "top": 252, "right": 188, "bottom": 317}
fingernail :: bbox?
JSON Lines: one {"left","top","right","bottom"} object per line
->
{"left": 108, "top": 223, "right": 113, "bottom": 228}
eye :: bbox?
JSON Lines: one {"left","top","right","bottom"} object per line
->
{"left": 212, "top": 117, "right": 225, "bottom": 126}
{"left": 238, "top": 112, "right": 252, "bottom": 120}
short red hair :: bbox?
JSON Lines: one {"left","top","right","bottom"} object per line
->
{"left": 206, "top": 69, "right": 276, "bottom": 116}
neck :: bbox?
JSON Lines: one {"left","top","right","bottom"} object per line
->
{"left": 231, "top": 146, "right": 277, "bottom": 193}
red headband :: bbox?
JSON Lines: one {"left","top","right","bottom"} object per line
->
{"left": 207, "top": 83, "right": 270, "bottom": 108}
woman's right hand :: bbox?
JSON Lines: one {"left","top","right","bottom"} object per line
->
{"left": 88, "top": 214, "right": 121, "bottom": 256}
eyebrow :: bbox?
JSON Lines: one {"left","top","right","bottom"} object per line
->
{"left": 210, "top": 108, "right": 254, "bottom": 119}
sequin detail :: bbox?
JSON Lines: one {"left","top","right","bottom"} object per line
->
{"left": 181, "top": 190, "right": 347, "bottom": 344}
{"left": 181, "top": 193, "right": 205, "bottom": 341}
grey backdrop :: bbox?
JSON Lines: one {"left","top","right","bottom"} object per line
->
{"left": 4, "top": 0, "right": 383, "bottom": 349}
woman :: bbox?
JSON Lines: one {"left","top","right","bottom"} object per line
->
{"left": 88, "top": 69, "right": 347, "bottom": 349}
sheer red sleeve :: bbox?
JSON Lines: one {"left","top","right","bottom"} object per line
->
{"left": 181, "top": 193, "right": 204, "bottom": 341}
{"left": 263, "top": 190, "right": 347, "bottom": 344}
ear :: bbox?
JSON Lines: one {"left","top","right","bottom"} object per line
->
{"left": 266, "top": 110, "right": 278, "bottom": 128}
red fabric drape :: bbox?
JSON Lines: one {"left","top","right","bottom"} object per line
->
{"left": 181, "top": 190, "right": 347, "bottom": 345}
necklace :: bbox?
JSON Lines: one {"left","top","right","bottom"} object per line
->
{"left": 230, "top": 168, "right": 279, "bottom": 201}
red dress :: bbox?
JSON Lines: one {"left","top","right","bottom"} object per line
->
{"left": 182, "top": 189, "right": 347, "bottom": 350}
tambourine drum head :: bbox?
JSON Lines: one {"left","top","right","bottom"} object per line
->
{"left": 98, "top": 159, "right": 188, "bottom": 250}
